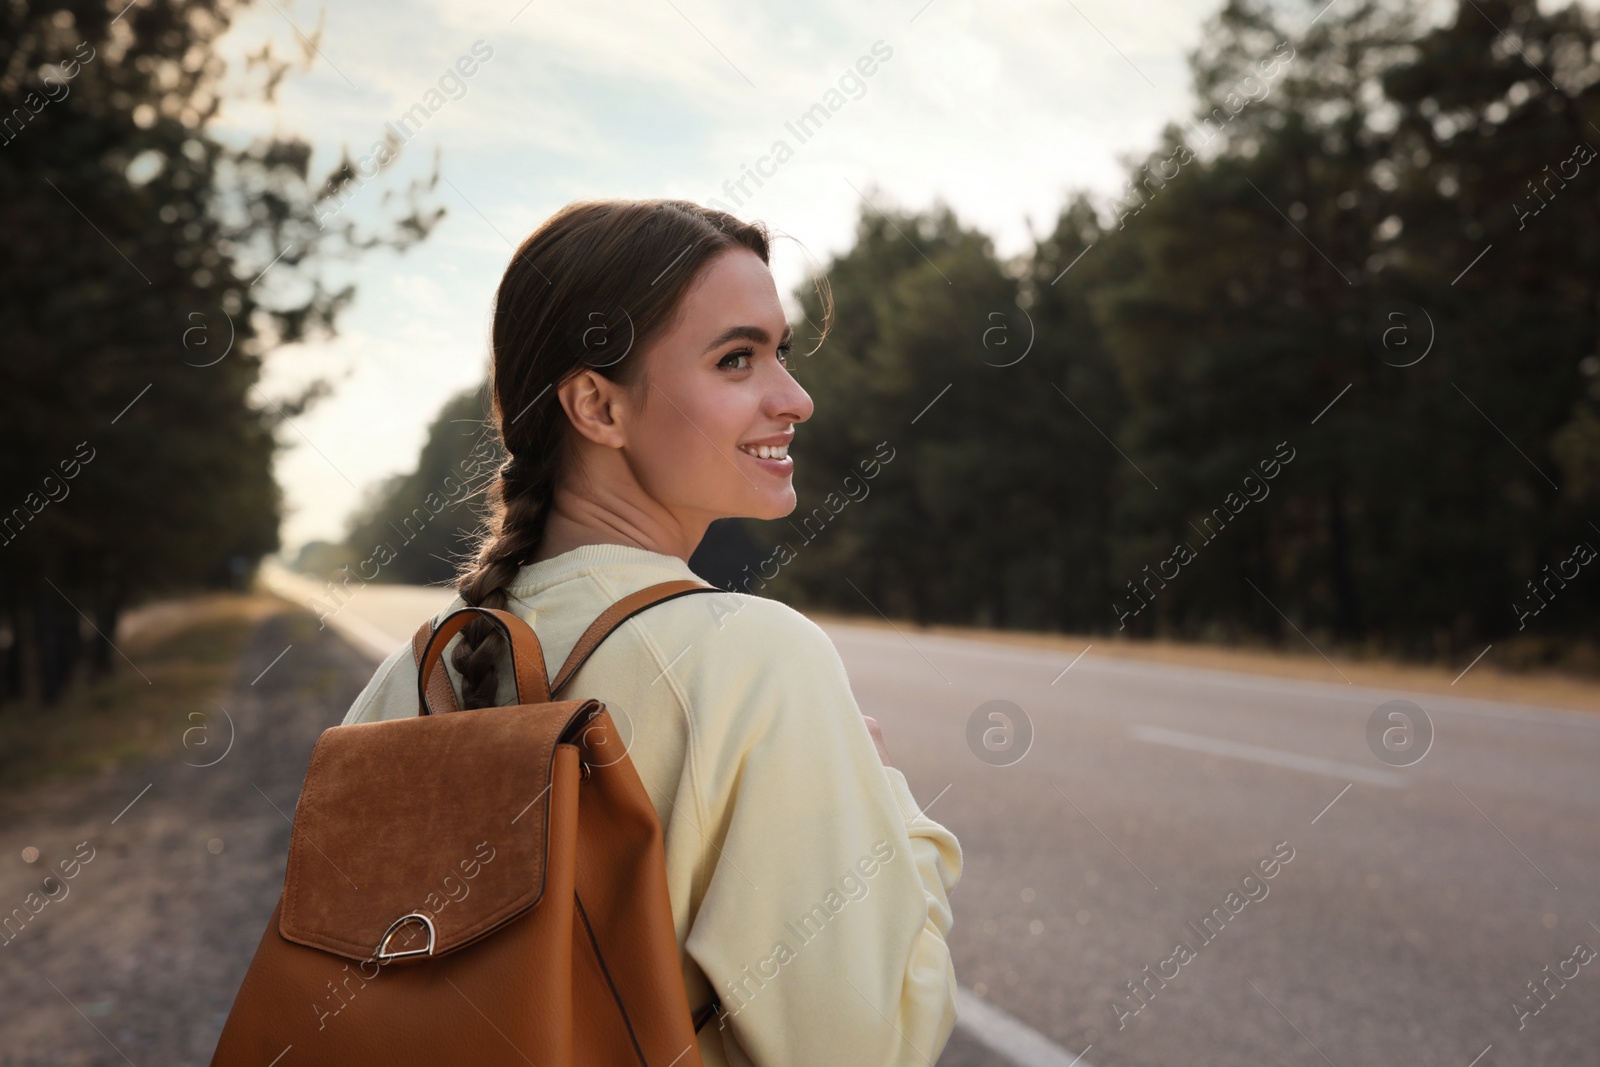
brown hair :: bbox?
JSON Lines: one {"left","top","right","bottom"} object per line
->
{"left": 448, "top": 199, "right": 780, "bottom": 709}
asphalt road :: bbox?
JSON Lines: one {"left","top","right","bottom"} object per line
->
{"left": 266, "top": 564, "right": 1600, "bottom": 1067}
{"left": 839, "top": 625, "right": 1600, "bottom": 1067}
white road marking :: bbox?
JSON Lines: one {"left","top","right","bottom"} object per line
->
{"left": 259, "top": 559, "right": 442, "bottom": 661}
{"left": 310, "top": 601, "right": 408, "bottom": 661}
{"left": 956, "top": 986, "right": 1096, "bottom": 1067}
{"left": 1130, "top": 725, "right": 1407, "bottom": 788}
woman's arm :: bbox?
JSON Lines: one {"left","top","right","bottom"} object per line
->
{"left": 678, "top": 598, "right": 962, "bottom": 1067}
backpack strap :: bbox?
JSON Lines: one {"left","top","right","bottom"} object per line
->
{"left": 550, "top": 579, "right": 721, "bottom": 697}
{"left": 411, "top": 619, "right": 463, "bottom": 714}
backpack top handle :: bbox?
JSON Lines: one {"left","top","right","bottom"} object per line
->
{"left": 408, "top": 580, "right": 723, "bottom": 715}
{"left": 414, "top": 606, "right": 551, "bottom": 714}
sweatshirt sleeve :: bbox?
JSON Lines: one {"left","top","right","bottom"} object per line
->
{"left": 680, "top": 598, "right": 963, "bottom": 1067}
{"left": 338, "top": 639, "right": 417, "bottom": 726}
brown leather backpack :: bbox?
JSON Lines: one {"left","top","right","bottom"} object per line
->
{"left": 211, "top": 579, "right": 723, "bottom": 1065}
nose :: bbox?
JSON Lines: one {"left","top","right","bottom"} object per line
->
{"left": 769, "top": 361, "right": 813, "bottom": 425}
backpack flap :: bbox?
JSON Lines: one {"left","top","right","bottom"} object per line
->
{"left": 278, "top": 698, "right": 600, "bottom": 963}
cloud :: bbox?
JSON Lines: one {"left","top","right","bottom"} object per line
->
{"left": 217, "top": 0, "right": 1224, "bottom": 551}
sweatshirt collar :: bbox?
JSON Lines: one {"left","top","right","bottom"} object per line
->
{"left": 503, "top": 542, "right": 702, "bottom": 598}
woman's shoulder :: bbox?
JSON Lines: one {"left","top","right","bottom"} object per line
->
{"left": 653, "top": 588, "right": 837, "bottom": 656}
{"left": 636, "top": 589, "right": 854, "bottom": 714}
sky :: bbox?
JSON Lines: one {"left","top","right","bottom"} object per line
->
{"left": 215, "top": 0, "right": 1289, "bottom": 556}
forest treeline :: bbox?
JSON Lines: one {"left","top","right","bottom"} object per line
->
{"left": 2, "top": 0, "right": 441, "bottom": 706}
{"left": 769, "top": 0, "right": 1600, "bottom": 667}
{"left": 330, "top": 0, "right": 1600, "bottom": 671}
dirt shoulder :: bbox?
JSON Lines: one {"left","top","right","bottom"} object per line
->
{"left": 0, "top": 591, "right": 373, "bottom": 1065}
{"left": 0, "top": 593, "right": 283, "bottom": 794}
{"left": 805, "top": 611, "right": 1600, "bottom": 715}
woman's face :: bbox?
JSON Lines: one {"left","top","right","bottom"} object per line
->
{"left": 622, "top": 246, "right": 813, "bottom": 525}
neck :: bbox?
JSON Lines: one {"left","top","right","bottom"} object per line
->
{"left": 531, "top": 483, "right": 708, "bottom": 564}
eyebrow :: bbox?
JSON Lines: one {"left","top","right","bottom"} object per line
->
{"left": 702, "top": 323, "right": 794, "bottom": 354}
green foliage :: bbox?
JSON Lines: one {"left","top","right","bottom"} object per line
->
{"left": 755, "top": 0, "right": 1600, "bottom": 662}
{"left": 337, "top": 385, "right": 503, "bottom": 588}
{"left": 332, "top": 0, "right": 1600, "bottom": 667}
{"left": 1, "top": 0, "right": 443, "bottom": 704}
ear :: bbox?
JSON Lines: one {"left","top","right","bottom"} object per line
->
{"left": 556, "top": 369, "right": 630, "bottom": 449}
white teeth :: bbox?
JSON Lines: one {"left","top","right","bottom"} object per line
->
{"left": 742, "top": 444, "right": 789, "bottom": 460}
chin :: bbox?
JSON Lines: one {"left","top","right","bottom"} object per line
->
{"left": 744, "top": 488, "right": 797, "bottom": 521}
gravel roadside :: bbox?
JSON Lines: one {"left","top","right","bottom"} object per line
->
{"left": 0, "top": 598, "right": 370, "bottom": 1066}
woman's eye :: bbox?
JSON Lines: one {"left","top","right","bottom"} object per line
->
{"left": 776, "top": 343, "right": 793, "bottom": 367}
{"left": 718, "top": 350, "right": 753, "bottom": 370}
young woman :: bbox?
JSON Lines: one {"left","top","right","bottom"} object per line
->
{"left": 339, "top": 199, "right": 962, "bottom": 1066}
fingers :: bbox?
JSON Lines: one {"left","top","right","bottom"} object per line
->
{"left": 862, "top": 715, "right": 891, "bottom": 767}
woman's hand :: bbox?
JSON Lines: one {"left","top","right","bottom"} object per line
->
{"left": 862, "top": 715, "right": 891, "bottom": 766}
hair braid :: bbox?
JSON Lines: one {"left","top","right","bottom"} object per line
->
{"left": 449, "top": 450, "right": 563, "bottom": 708}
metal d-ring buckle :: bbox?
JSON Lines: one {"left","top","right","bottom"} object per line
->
{"left": 376, "top": 912, "right": 437, "bottom": 961}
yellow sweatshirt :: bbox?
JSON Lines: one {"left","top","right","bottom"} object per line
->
{"left": 338, "top": 542, "right": 963, "bottom": 1066}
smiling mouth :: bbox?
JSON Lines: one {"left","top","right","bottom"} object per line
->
{"left": 738, "top": 443, "right": 790, "bottom": 461}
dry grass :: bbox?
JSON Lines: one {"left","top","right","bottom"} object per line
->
{"left": 0, "top": 593, "right": 289, "bottom": 792}
{"left": 807, "top": 611, "right": 1600, "bottom": 715}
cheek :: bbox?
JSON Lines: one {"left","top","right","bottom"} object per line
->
{"left": 631, "top": 385, "right": 744, "bottom": 503}
{"left": 628, "top": 370, "right": 796, "bottom": 518}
